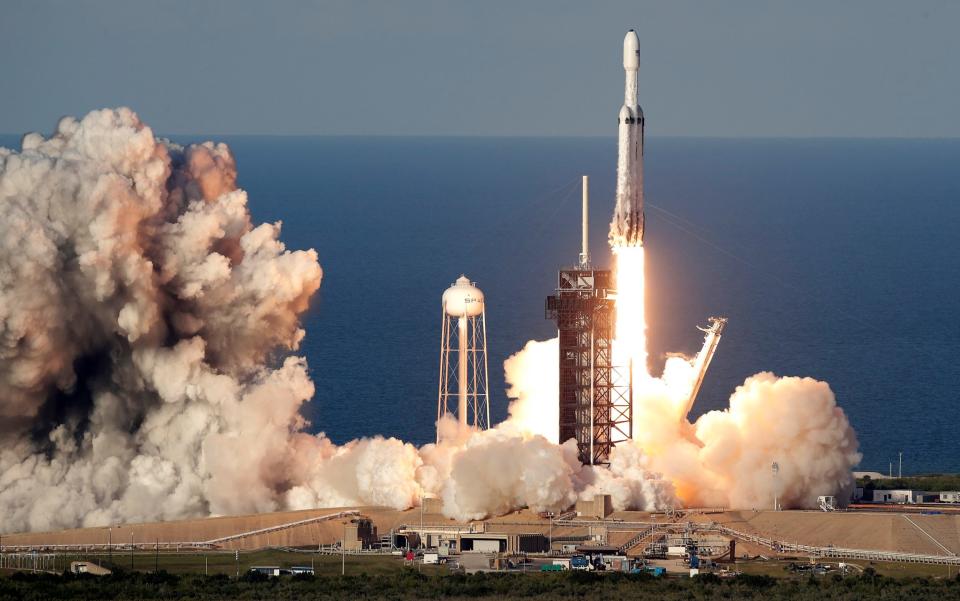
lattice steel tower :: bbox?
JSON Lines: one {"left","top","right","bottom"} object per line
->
{"left": 437, "top": 275, "right": 490, "bottom": 440}
{"left": 545, "top": 177, "right": 632, "bottom": 465}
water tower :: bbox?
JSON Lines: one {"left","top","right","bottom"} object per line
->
{"left": 437, "top": 275, "right": 490, "bottom": 439}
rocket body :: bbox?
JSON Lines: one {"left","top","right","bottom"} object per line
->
{"left": 610, "top": 29, "right": 645, "bottom": 247}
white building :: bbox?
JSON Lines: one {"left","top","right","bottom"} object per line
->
{"left": 940, "top": 491, "right": 960, "bottom": 503}
{"left": 871, "top": 490, "right": 938, "bottom": 504}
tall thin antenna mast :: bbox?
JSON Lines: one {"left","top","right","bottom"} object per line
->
{"left": 579, "top": 175, "right": 590, "bottom": 267}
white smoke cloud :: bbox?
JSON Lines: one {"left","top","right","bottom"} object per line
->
{"left": 501, "top": 337, "right": 559, "bottom": 442}
{"left": 502, "top": 337, "right": 861, "bottom": 511}
{"left": 0, "top": 108, "right": 323, "bottom": 532}
{"left": 440, "top": 430, "right": 582, "bottom": 521}
{"left": 690, "top": 372, "right": 861, "bottom": 508}
{"left": 579, "top": 443, "right": 678, "bottom": 512}
{"left": 0, "top": 108, "right": 861, "bottom": 534}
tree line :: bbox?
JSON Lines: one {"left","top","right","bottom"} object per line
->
{"left": 1, "top": 566, "right": 959, "bottom": 600}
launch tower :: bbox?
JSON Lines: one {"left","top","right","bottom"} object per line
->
{"left": 546, "top": 178, "right": 632, "bottom": 465}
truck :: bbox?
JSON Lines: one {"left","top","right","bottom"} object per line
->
{"left": 629, "top": 565, "right": 666, "bottom": 577}
{"left": 570, "top": 555, "right": 590, "bottom": 571}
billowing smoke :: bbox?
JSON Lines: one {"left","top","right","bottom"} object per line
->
{"left": 0, "top": 108, "right": 643, "bottom": 533}
{"left": 0, "top": 108, "right": 859, "bottom": 534}
{"left": 0, "top": 108, "right": 323, "bottom": 532}
{"left": 500, "top": 337, "right": 559, "bottom": 441}
{"left": 502, "top": 339, "right": 862, "bottom": 510}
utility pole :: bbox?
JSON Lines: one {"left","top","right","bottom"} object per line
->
{"left": 108, "top": 528, "right": 112, "bottom": 566}
{"left": 419, "top": 496, "right": 424, "bottom": 573}
{"left": 130, "top": 531, "right": 134, "bottom": 571}
{"left": 155, "top": 539, "right": 159, "bottom": 572}
{"left": 549, "top": 516, "right": 553, "bottom": 555}
{"left": 341, "top": 523, "right": 346, "bottom": 576}
{"left": 899, "top": 452, "right": 902, "bottom": 479}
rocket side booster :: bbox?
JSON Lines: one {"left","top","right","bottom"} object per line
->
{"left": 610, "top": 29, "right": 645, "bottom": 247}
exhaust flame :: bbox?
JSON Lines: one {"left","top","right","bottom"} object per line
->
{"left": 612, "top": 244, "right": 649, "bottom": 380}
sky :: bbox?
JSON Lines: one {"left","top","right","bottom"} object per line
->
{"left": 1, "top": 0, "right": 958, "bottom": 137}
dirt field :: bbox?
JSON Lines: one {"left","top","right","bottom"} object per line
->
{"left": 700, "top": 510, "right": 960, "bottom": 555}
{"left": 0, "top": 506, "right": 456, "bottom": 550}
{"left": 4, "top": 505, "right": 960, "bottom": 561}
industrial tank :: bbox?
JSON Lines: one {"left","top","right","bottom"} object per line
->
{"left": 442, "top": 275, "right": 484, "bottom": 317}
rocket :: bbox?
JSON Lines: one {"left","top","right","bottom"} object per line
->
{"left": 610, "top": 29, "right": 645, "bottom": 247}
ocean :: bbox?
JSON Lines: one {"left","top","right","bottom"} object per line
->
{"left": 4, "top": 134, "right": 959, "bottom": 474}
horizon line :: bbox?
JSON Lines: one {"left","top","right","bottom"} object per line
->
{"left": 2, "top": 132, "right": 959, "bottom": 142}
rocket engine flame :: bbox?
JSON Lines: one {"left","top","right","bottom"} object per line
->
{"left": 613, "top": 245, "right": 649, "bottom": 379}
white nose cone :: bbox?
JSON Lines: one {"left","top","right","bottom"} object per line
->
{"left": 623, "top": 29, "right": 639, "bottom": 71}
{"left": 443, "top": 275, "right": 485, "bottom": 317}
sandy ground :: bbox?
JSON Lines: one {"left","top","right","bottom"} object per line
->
{"left": 4, "top": 506, "right": 959, "bottom": 558}
{"left": 699, "top": 510, "right": 960, "bottom": 555}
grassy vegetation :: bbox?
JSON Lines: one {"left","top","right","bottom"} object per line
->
{"left": 852, "top": 560, "right": 960, "bottom": 579}
{"left": 49, "top": 549, "right": 445, "bottom": 577}
{"left": 737, "top": 558, "right": 960, "bottom": 580}
{"left": 858, "top": 473, "right": 960, "bottom": 492}
{"left": 2, "top": 567, "right": 960, "bottom": 600}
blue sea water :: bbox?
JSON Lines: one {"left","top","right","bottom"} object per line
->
{"left": 4, "top": 134, "right": 959, "bottom": 474}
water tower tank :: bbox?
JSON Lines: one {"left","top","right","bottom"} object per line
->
{"left": 442, "top": 275, "right": 484, "bottom": 317}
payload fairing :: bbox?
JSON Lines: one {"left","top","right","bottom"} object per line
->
{"left": 610, "top": 29, "right": 645, "bottom": 247}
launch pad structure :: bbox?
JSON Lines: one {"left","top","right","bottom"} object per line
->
{"left": 546, "top": 176, "right": 631, "bottom": 465}
{"left": 546, "top": 267, "right": 631, "bottom": 465}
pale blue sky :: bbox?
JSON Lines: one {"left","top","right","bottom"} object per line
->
{"left": 1, "top": 0, "right": 957, "bottom": 136}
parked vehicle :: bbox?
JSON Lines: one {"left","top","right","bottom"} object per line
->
{"left": 630, "top": 565, "right": 666, "bottom": 576}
